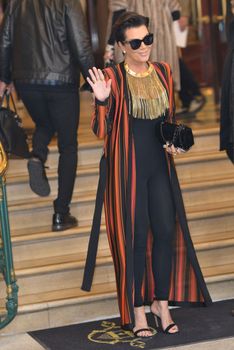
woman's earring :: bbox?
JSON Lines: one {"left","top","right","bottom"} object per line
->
{"left": 122, "top": 50, "right": 126, "bottom": 54}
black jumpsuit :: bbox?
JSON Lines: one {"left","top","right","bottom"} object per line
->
{"left": 132, "top": 117, "right": 176, "bottom": 306}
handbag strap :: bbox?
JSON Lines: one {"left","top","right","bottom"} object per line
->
{"left": 0, "top": 90, "right": 9, "bottom": 108}
{"left": 160, "top": 121, "right": 168, "bottom": 144}
{"left": 0, "top": 90, "right": 17, "bottom": 113}
{"left": 9, "top": 93, "right": 17, "bottom": 114}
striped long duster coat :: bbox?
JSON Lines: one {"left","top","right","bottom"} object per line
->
{"left": 82, "top": 62, "right": 212, "bottom": 330}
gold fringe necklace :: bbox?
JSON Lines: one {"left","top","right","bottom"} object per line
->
{"left": 124, "top": 62, "right": 169, "bottom": 120}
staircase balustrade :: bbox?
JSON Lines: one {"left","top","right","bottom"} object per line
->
{"left": 0, "top": 143, "right": 18, "bottom": 329}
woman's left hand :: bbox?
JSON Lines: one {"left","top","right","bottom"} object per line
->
{"left": 163, "top": 143, "right": 182, "bottom": 156}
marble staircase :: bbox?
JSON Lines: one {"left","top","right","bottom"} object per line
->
{"left": 1, "top": 94, "right": 234, "bottom": 335}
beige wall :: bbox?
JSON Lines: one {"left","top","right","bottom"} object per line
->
{"left": 80, "top": 0, "right": 86, "bottom": 12}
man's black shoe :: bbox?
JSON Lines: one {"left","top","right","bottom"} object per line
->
{"left": 188, "top": 95, "right": 206, "bottom": 114}
{"left": 52, "top": 213, "right": 78, "bottom": 232}
{"left": 27, "top": 158, "right": 50, "bottom": 197}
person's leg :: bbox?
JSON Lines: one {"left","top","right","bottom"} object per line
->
{"left": 47, "top": 89, "right": 79, "bottom": 217}
{"left": 133, "top": 165, "right": 152, "bottom": 337}
{"left": 16, "top": 86, "right": 55, "bottom": 163}
{"left": 134, "top": 178, "right": 149, "bottom": 307}
{"left": 148, "top": 169, "right": 176, "bottom": 301}
{"left": 179, "top": 58, "right": 206, "bottom": 114}
{"left": 179, "top": 58, "right": 201, "bottom": 101}
{"left": 16, "top": 86, "right": 55, "bottom": 196}
{"left": 132, "top": 119, "right": 153, "bottom": 337}
{"left": 179, "top": 58, "right": 193, "bottom": 109}
{"left": 148, "top": 144, "right": 178, "bottom": 333}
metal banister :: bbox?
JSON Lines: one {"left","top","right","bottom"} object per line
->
{"left": 0, "top": 143, "right": 18, "bottom": 329}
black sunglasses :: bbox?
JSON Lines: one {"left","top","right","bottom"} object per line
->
{"left": 123, "top": 33, "right": 154, "bottom": 50}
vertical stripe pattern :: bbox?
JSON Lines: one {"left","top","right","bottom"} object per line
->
{"left": 90, "top": 62, "right": 212, "bottom": 329}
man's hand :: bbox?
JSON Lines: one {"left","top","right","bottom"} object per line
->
{"left": 0, "top": 81, "right": 14, "bottom": 98}
{"left": 178, "top": 16, "right": 189, "bottom": 31}
{"left": 104, "top": 44, "right": 114, "bottom": 65}
{"left": 0, "top": 81, "right": 7, "bottom": 98}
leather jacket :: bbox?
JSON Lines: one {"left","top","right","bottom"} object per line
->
{"left": 0, "top": 0, "right": 95, "bottom": 85}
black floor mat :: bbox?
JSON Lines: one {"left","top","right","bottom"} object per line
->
{"left": 29, "top": 299, "right": 234, "bottom": 350}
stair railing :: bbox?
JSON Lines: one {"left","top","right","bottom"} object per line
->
{"left": 0, "top": 142, "right": 18, "bottom": 329}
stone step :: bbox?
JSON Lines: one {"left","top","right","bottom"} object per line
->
{"left": 188, "top": 211, "right": 234, "bottom": 238}
{"left": 203, "top": 264, "right": 234, "bottom": 283}
{"left": 6, "top": 151, "right": 234, "bottom": 223}
{"left": 192, "top": 230, "right": 234, "bottom": 249}
{"left": 0, "top": 247, "right": 115, "bottom": 299}
{"left": 4, "top": 196, "right": 232, "bottom": 257}
{"left": 7, "top": 153, "right": 234, "bottom": 203}
{"left": 6, "top": 168, "right": 234, "bottom": 231}
{"left": 11, "top": 221, "right": 103, "bottom": 243}
{"left": 2, "top": 91, "right": 232, "bottom": 336}
{"left": 5, "top": 121, "right": 219, "bottom": 169}
{"left": 2, "top": 124, "right": 234, "bottom": 335}
{"left": 6, "top": 151, "right": 234, "bottom": 201}
{"left": 192, "top": 127, "right": 219, "bottom": 153}
{"left": 7, "top": 191, "right": 99, "bottom": 230}
{"left": 5, "top": 155, "right": 234, "bottom": 213}
{"left": 6, "top": 140, "right": 103, "bottom": 176}
{"left": 11, "top": 223, "right": 105, "bottom": 260}
{"left": 5, "top": 128, "right": 223, "bottom": 181}
{"left": 0, "top": 282, "right": 118, "bottom": 335}
{"left": 198, "top": 245, "right": 234, "bottom": 270}
{"left": 5, "top": 164, "right": 99, "bottom": 202}
{"left": 181, "top": 174, "right": 234, "bottom": 206}
{"left": 185, "top": 199, "right": 234, "bottom": 242}
{"left": 1, "top": 265, "right": 234, "bottom": 334}
{"left": 175, "top": 150, "right": 234, "bottom": 182}
{"left": 6, "top": 231, "right": 234, "bottom": 298}
{"left": 186, "top": 199, "right": 234, "bottom": 221}
{"left": 10, "top": 206, "right": 234, "bottom": 260}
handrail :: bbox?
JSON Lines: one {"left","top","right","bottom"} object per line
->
{"left": 0, "top": 143, "right": 18, "bottom": 329}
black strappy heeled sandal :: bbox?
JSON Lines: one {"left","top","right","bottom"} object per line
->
{"left": 152, "top": 312, "right": 179, "bottom": 334}
{"left": 133, "top": 327, "right": 153, "bottom": 338}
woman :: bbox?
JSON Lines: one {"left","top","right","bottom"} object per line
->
{"left": 82, "top": 12, "right": 212, "bottom": 338}
{"left": 105, "top": 0, "right": 181, "bottom": 90}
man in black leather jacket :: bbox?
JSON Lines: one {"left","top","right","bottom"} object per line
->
{"left": 0, "top": 0, "right": 95, "bottom": 231}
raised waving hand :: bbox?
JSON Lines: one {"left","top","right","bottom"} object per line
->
{"left": 87, "top": 67, "right": 112, "bottom": 102}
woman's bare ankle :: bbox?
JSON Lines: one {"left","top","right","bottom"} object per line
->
{"left": 157, "top": 300, "right": 169, "bottom": 310}
{"left": 151, "top": 299, "right": 168, "bottom": 314}
{"left": 133, "top": 306, "right": 152, "bottom": 337}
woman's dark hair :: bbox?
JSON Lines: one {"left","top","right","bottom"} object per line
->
{"left": 113, "top": 12, "right": 149, "bottom": 43}
{"left": 1, "top": 0, "right": 7, "bottom": 12}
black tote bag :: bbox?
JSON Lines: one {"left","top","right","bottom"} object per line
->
{"left": 0, "top": 91, "right": 30, "bottom": 158}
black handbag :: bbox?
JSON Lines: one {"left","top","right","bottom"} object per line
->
{"left": 0, "top": 91, "right": 30, "bottom": 158}
{"left": 156, "top": 121, "right": 194, "bottom": 152}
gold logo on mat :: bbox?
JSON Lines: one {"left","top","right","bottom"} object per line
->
{"left": 88, "top": 321, "right": 157, "bottom": 349}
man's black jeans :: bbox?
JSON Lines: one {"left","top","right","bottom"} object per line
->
{"left": 179, "top": 58, "right": 201, "bottom": 108}
{"left": 16, "top": 83, "right": 80, "bottom": 215}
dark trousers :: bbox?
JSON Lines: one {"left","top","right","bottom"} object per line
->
{"left": 132, "top": 118, "right": 176, "bottom": 306}
{"left": 179, "top": 58, "right": 201, "bottom": 108}
{"left": 16, "top": 84, "right": 80, "bottom": 214}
